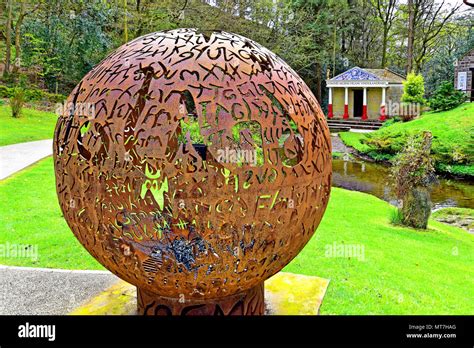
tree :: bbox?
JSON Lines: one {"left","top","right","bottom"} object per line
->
{"left": 406, "top": 0, "right": 414, "bottom": 73}
{"left": 372, "top": 0, "right": 398, "bottom": 68}
{"left": 3, "top": 0, "right": 12, "bottom": 77}
{"left": 11, "top": 1, "right": 42, "bottom": 75}
{"left": 411, "top": 0, "right": 462, "bottom": 73}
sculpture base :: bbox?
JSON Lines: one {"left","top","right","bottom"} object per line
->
{"left": 137, "top": 283, "right": 265, "bottom": 315}
{"left": 69, "top": 272, "right": 330, "bottom": 315}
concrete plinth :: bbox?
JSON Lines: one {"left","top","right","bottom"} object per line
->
{"left": 69, "top": 272, "right": 330, "bottom": 315}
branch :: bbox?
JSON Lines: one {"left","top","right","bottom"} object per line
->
{"left": 463, "top": 0, "right": 474, "bottom": 7}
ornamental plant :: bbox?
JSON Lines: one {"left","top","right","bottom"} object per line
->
{"left": 429, "top": 81, "right": 467, "bottom": 111}
{"left": 401, "top": 72, "right": 426, "bottom": 106}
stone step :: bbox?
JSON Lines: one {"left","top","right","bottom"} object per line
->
{"left": 328, "top": 123, "right": 381, "bottom": 130}
{"left": 327, "top": 119, "right": 383, "bottom": 125}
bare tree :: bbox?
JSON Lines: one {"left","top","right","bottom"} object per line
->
{"left": 412, "top": 0, "right": 462, "bottom": 73}
{"left": 372, "top": 0, "right": 398, "bottom": 68}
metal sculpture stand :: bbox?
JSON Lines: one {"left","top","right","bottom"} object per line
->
{"left": 137, "top": 283, "right": 265, "bottom": 315}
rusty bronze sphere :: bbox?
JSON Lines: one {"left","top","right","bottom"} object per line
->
{"left": 53, "top": 28, "right": 331, "bottom": 315}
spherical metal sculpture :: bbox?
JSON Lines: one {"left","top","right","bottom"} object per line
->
{"left": 53, "top": 28, "right": 331, "bottom": 315}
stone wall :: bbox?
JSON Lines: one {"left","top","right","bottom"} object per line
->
{"left": 454, "top": 49, "right": 474, "bottom": 100}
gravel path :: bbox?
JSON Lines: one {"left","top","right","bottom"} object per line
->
{"left": 0, "top": 265, "right": 119, "bottom": 315}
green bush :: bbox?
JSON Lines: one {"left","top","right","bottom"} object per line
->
{"left": 0, "top": 85, "right": 11, "bottom": 98}
{"left": 0, "top": 85, "right": 65, "bottom": 103}
{"left": 429, "top": 81, "right": 467, "bottom": 111}
{"left": 381, "top": 117, "right": 400, "bottom": 128}
{"left": 402, "top": 73, "right": 426, "bottom": 105}
{"left": 10, "top": 87, "right": 26, "bottom": 118}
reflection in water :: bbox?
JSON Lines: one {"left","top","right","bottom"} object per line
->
{"left": 332, "top": 159, "right": 474, "bottom": 210}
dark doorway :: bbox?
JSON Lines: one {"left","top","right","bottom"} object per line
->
{"left": 353, "top": 90, "right": 363, "bottom": 118}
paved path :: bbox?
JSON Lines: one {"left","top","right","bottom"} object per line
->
{"left": 0, "top": 139, "right": 52, "bottom": 180}
{"left": 331, "top": 135, "right": 351, "bottom": 153}
{"left": 0, "top": 265, "right": 119, "bottom": 315}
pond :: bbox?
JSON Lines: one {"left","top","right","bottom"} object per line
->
{"left": 332, "top": 158, "right": 474, "bottom": 210}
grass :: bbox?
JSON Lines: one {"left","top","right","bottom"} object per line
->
{"left": 0, "top": 104, "right": 58, "bottom": 146}
{"left": 0, "top": 157, "right": 473, "bottom": 314}
{"left": 285, "top": 188, "right": 474, "bottom": 314}
{"left": 339, "top": 103, "right": 474, "bottom": 177}
{"left": 0, "top": 157, "right": 102, "bottom": 270}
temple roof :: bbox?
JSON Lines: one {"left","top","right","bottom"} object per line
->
{"left": 327, "top": 67, "right": 405, "bottom": 86}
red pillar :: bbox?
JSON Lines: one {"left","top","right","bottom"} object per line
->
{"left": 343, "top": 87, "right": 349, "bottom": 119}
{"left": 379, "top": 105, "right": 386, "bottom": 121}
{"left": 362, "top": 87, "right": 368, "bottom": 120}
{"left": 362, "top": 105, "right": 368, "bottom": 120}
{"left": 379, "top": 87, "right": 387, "bottom": 121}
{"left": 328, "top": 104, "right": 333, "bottom": 118}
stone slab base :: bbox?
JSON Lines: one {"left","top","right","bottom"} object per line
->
{"left": 69, "top": 272, "right": 330, "bottom": 315}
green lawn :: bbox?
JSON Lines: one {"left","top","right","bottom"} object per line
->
{"left": 0, "top": 157, "right": 473, "bottom": 314}
{"left": 0, "top": 105, "right": 58, "bottom": 146}
{"left": 0, "top": 156, "right": 101, "bottom": 270}
{"left": 339, "top": 103, "right": 474, "bottom": 177}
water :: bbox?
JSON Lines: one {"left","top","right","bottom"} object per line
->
{"left": 332, "top": 159, "right": 474, "bottom": 210}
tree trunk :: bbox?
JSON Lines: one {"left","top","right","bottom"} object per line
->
{"left": 3, "top": 0, "right": 12, "bottom": 77}
{"left": 381, "top": 28, "right": 388, "bottom": 68}
{"left": 314, "top": 62, "right": 322, "bottom": 102}
{"left": 12, "top": 1, "right": 26, "bottom": 75}
{"left": 401, "top": 187, "right": 431, "bottom": 229}
{"left": 123, "top": 0, "right": 128, "bottom": 44}
{"left": 406, "top": 0, "right": 414, "bottom": 74}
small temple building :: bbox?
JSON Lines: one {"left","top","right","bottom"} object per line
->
{"left": 454, "top": 48, "right": 474, "bottom": 102}
{"left": 326, "top": 67, "right": 405, "bottom": 121}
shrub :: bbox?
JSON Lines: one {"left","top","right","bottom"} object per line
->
{"left": 381, "top": 117, "right": 400, "bottom": 128}
{"left": 0, "top": 85, "right": 66, "bottom": 104}
{"left": 390, "top": 132, "right": 436, "bottom": 229}
{"left": 429, "top": 81, "right": 467, "bottom": 111}
{"left": 0, "top": 85, "right": 12, "bottom": 98}
{"left": 10, "top": 87, "right": 26, "bottom": 118}
{"left": 363, "top": 131, "right": 407, "bottom": 157}
{"left": 402, "top": 73, "right": 426, "bottom": 105}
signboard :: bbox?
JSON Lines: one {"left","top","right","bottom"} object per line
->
{"left": 457, "top": 71, "right": 467, "bottom": 91}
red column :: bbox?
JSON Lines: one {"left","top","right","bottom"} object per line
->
{"left": 328, "top": 87, "right": 333, "bottom": 118}
{"left": 379, "top": 105, "right": 386, "bottom": 121}
{"left": 362, "top": 105, "right": 368, "bottom": 120}
{"left": 343, "top": 105, "right": 349, "bottom": 119}
{"left": 379, "top": 87, "right": 387, "bottom": 121}
{"left": 362, "top": 87, "right": 368, "bottom": 120}
{"left": 343, "top": 87, "right": 349, "bottom": 119}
